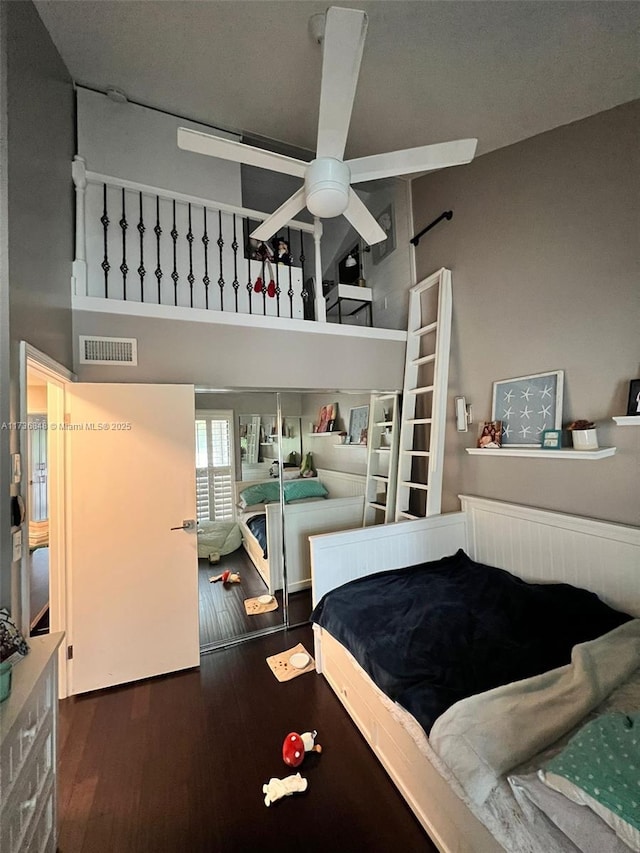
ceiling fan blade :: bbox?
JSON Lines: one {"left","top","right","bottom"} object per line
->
{"left": 343, "top": 189, "right": 387, "bottom": 245}
{"left": 348, "top": 139, "right": 478, "bottom": 183}
{"left": 250, "top": 188, "right": 307, "bottom": 242}
{"left": 316, "top": 7, "right": 368, "bottom": 160}
{"left": 177, "top": 127, "right": 307, "bottom": 179}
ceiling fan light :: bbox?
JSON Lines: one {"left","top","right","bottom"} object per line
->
{"left": 305, "top": 157, "right": 351, "bottom": 217}
{"left": 307, "top": 186, "right": 349, "bottom": 218}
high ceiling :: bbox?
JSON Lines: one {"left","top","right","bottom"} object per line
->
{"left": 35, "top": 1, "right": 640, "bottom": 160}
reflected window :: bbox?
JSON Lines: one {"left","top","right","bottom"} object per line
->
{"left": 195, "top": 410, "right": 234, "bottom": 522}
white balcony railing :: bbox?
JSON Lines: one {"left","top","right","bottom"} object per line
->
{"left": 72, "top": 156, "right": 326, "bottom": 324}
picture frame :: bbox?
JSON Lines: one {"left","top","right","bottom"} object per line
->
{"left": 371, "top": 204, "right": 396, "bottom": 265}
{"left": 347, "top": 405, "right": 369, "bottom": 445}
{"left": 491, "top": 370, "right": 564, "bottom": 446}
{"left": 541, "top": 429, "right": 562, "bottom": 450}
{"left": 626, "top": 379, "right": 640, "bottom": 416}
{"left": 243, "top": 219, "right": 298, "bottom": 267}
{"left": 477, "top": 421, "right": 502, "bottom": 449}
{"left": 315, "top": 402, "right": 337, "bottom": 433}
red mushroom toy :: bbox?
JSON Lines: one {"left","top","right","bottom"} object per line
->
{"left": 282, "top": 730, "right": 322, "bottom": 768}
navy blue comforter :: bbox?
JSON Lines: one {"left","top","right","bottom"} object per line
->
{"left": 246, "top": 514, "right": 267, "bottom": 558}
{"left": 311, "top": 550, "right": 630, "bottom": 734}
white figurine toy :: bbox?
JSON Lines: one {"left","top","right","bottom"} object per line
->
{"left": 263, "top": 773, "right": 308, "bottom": 807}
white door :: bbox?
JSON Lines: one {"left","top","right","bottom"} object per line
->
{"left": 66, "top": 383, "right": 199, "bottom": 694}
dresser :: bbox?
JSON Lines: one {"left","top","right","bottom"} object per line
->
{"left": 0, "top": 632, "right": 63, "bottom": 853}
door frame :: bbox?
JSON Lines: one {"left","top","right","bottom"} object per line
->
{"left": 19, "top": 342, "right": 75, "bottom": 698}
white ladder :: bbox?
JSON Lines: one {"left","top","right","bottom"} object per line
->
{"left": 363, "top": 392, "right": 401, "bottom": 526}
{"left": 395, "top": 268, "right": 452, "bottom": 521}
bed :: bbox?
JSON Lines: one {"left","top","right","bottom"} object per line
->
{"left": 235, "top": 468, "right": 366, "bottom": 595}
{"left": 309, "top": 496, "right": 640, "bottom": 853}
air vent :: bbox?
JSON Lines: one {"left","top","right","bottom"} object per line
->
{"left": 79, "top": 336, "right": 138, "bottom": 365}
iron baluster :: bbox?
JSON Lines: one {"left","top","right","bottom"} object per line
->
{"left": 275, "top": 254, "right": 281, "bottom": 317}
{"left": 299, "top": 229, "right": 308, "bottom": 312}
{"left": 217, "top": 210, "right": 225, "bottom": 312}
{"left": 100, "top": 183, "right": 110, "bottom": 297}
{"left": 119, "top": 188, "right": 129, "bottom": 300}
{"left": 137, "top": 192, "right": 146, "bottom": 302}
{"left": 246, "top": 235, "right": 253, "bottom": 315}
{"left": 202, "top": 207, "right": 210, "bottom": 309}
{"left": 287, "top": 226, "right": 294, "bottom": 318}
{"left": 154, "top": 196, "right": 162, "bottom": 304}
{"left": 186, "top": 203, "right": 195, "bottom": 308}
{"left": 231, "top": 214, "right": 239, "bottom": 313}
{"left": 170, "top": 199, "right": 179, "bottom": 306}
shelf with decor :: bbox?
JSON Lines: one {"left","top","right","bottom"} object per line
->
{"left": 613, "top": 417, "right": 640, "bottom": 426}
{"left": 466, "top": 447, "right": 616, "bottom": 459}
{"left": 306, "top": 432, "right": 342, "bottom": 437}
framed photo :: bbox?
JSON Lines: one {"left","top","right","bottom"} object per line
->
{"left": 243, "top": 219, "right": 297, "bottom": 267}
{"left": 491, "top": 370, "right": 564, "bottom": 446}
{"left": 541, "top": 429, "right": 562, "bottom": 450}
{"left": 371, "top": 204, "right": 396, "bottom": 265}
{"left": 478, "top": 421, "right": 502, "bottom": 449}
{"left": 315, "top": 402, "right": 337, "bottom": 433}
{"left": 626, "top": 379, "right": 640, "bottom": 416}
{"left": 347, "top": 405, "right": 369, "bottom": 445}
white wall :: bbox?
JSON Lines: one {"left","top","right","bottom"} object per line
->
{"left": 77, "top": 88, "right": 242, "bottom": 205}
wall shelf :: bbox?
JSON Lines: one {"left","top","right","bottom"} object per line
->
{"left": 466, "top": 447, "right": 616, "bottom": 460}
{"left": 333, "top": 443, "right": 367, "bottom": 450}
{"left": 306, "top": 432, "right": 342, "bottom": 438}
{"left": 613, "top": 417, "right": 640, "bottom": 426}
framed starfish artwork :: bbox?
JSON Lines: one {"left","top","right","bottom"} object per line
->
{"left": 491, "top": 370, "right": 564, "bottom": 446}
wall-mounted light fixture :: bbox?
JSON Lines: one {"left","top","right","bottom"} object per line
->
{"left": 455, "top": 396, "right": 473, "bottom": 432}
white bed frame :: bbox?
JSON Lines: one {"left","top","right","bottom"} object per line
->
{"left": 310, "top": 495, "right": 640, "bottom": 853}
{"left": 235, "top": 469, "right": 365, "bottom": 595}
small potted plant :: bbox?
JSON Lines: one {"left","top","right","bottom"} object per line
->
{"left": 567, "top": 419, "right": 598, "bottom": 450}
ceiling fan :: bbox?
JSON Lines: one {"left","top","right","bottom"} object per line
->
{"left": 177, "top": 7, "right": 477, "bottom": 246}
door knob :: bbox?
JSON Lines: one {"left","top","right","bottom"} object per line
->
{"left": 170, "top": 519, "right": 196, "bottom": 531}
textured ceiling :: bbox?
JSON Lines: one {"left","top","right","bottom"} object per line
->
{"left": 35, "top": 1, "right": 640, "bottom": 159}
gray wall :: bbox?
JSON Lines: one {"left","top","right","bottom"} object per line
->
{"left": 77, "top": 87, "right": 242, "bottom": 205}
{"left": 1, "top": 1, "right": 74, "bottom": 610}
{"left": 72, "top": 309, "right": 406, "bottom": 392}
{"left": 412, "top": 100, "right": 640, "bottom": 525}
{"left": 8, "top": 0, "right": 74, "bottom": 368}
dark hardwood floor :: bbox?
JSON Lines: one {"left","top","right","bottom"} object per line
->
{"left": 58, "top": 625, "right": 438, "bottom": 853}
{"left": 198, "top": 548, "right": 313, "bottom": 647}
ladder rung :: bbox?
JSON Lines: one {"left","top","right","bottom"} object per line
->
{"left": 400, "top": 481, "right": 429, "bottom": 491}
{"left": 405, "top": 418, "right": 433, "bottom": 425}
{"left": 401, "top": 450, "right": 430, "bottom": 457}
{"left": 372, "top": 475, "right": 389, "bottom": 482}
{"left": 368, "top": 501, "right": 387, "bottom": 510}
{"left": 412, "top": 354, "right": 436, "bottom": 366}
{"left": 398, "top": 511, "right": 420, "bottom": 520}
{"left": 407, "top": 385, "right": 434, "bottom": 395}
{"left": 413, "top": 321, "right": 438, "bottom": 336}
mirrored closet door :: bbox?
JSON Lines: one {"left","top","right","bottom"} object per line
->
{"left": 196, "top": 390, "right": 290, "bottom": 651}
